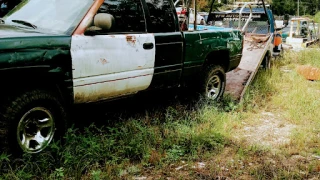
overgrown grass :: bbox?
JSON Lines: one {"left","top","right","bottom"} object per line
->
{"left": 1, "top": 49, "right": 320, "bottom": 179}
{"left": 0, "top": 100, "right": 233, "bottom": 179}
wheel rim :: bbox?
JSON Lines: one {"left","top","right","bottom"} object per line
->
{"left": 206, "top": 74, "right": 222, "bottom": 100}
{"left": 17, "top": 107, "right": 55, "bottom": 153}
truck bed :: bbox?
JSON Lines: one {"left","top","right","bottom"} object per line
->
{"left": 225, "top": 34, "right": 272, "bottom": 101}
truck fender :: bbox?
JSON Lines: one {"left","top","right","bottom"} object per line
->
{"left": 204, "top": 50, "right": 230, "bottom": 72}
{"left": 0, "top": 66, "right": 72, "bottom": 104}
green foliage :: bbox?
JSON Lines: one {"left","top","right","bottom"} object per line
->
{"left": 314, "top": 11, "right": 320, "bottom": 23}
{"left": 90, "top": 170, "right": 102, "bottom": 180}
{"left": 165, "top": 145, "right": 186, "bottom": 161}
{"left": 271, "top": 0, "right": 320, "bottom": 16}
{"left": 49, "top": 167, "right": 65, "bottom": 180}
{"left": 289, "top": 47, "right": 320, "bottom": 67}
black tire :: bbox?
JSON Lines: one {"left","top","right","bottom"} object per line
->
{"left": 0, "top": 89, "right": 67, "bottom": 155}
{"left": 262, "top": 53, "right": 271, "bottom": 69}
{"left": 200, "top": 65, "right": 226, "bottom": 101}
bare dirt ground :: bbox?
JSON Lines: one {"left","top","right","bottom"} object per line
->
{"left": 235, "top": 111, "right": 296, "bottom": 150}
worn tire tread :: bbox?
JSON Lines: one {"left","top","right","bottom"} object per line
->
{"left": 0, "top": 89, "right": 67, "bottom": 155}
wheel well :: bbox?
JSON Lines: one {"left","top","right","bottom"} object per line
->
{"left": 204, "top": 50, "right": 230, "bottom": 72}
{"left": 0, "top": 70, "right": 71, "bottom": 105}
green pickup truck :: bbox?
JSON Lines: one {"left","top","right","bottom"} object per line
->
{"left": 0, "top": 0, "right": 243, "bottom": 155}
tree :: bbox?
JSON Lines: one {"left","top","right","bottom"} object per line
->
{"left": 271, "top": 0, "right": 320, "bottom": 16}
{"left": 195, "top": 0, "right": 320, "bottom": 16}
{"left": 197, "top": 0, "right": 225, "bottom": 12}
{"left": 314, "top": 11, "right": 320, "bottom": 23}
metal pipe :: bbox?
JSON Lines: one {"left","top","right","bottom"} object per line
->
{"left": 261, "top": 0, "right": 268, "bottom": 22}
{"left": 297, "top": 0, "right": 299, "bottom": 17}
{"left": 238, "top": 3, "right": 253, "bottom": 33}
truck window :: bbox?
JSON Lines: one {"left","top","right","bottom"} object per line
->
{"left": 145, "top": 0, "right": 176, "bottom": 32}
{"left": 97, "top": 0, "right": 146, "bottom": 32}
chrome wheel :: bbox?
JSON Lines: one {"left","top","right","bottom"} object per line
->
{"left": 206, "top": 74, "right": 222, "bottom": 100}
{"left": 17, "top": 107, "right": 55, "bottom": 153}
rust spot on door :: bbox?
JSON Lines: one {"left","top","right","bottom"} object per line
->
{"left": 126, "top": 35, "right": 136, "bottom": 44}
{"left": 100, "top": 58, "right": 108, "bottom": 65}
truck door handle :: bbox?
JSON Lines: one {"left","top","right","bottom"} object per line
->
{"left": 143, "top": 42, "right": 154, "bottom": 49}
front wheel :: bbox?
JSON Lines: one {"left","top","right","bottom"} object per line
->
{"left": 200, "top": 65, "right": 226, "bottom": 101}
{"left": 0, "top": 89, "right": 67, "bottom": 155}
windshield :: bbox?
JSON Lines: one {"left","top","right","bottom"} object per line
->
{"left": 3, "top": 0, "right": 94, "bottom": 34}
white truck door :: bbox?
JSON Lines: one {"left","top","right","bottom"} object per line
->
{"left": 71, "top": 0, "right": 155, "bottom": 103}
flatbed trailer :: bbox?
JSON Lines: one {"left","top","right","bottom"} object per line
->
{"left": 207, "top": 0, "right": 281, "bottom": 101}
{"left": 225, "top": 33, "right": 272, "bottom": 101}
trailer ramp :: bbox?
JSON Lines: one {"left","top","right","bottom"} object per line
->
{"left": 225, "top": 34, "right": 272, "bottom": 102}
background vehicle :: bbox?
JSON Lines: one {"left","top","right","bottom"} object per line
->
{"left": 175, "top": 6, "right": 204, "bottom": 25}
{"left": 285, "top": 18, "right": 320, "bottom": 50}
{"left": 0, "top": 0, "right": 243, "bottom": 155}
{"left": 174, "top": 0, "right": 207, "bottom": 25}
{"left": 281, "top": 24, "right": 291, "bottom": 42}
{"left": 198, "top": 12, "right": 209, "bottom": 22}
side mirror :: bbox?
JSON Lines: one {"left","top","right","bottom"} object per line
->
{"left": 84, "top": 13, "right": 115, "bottom": 35}
{"left": 94, "top": 13, "right": 115, "bottom": 30}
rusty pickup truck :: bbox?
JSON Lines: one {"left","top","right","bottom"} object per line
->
{"left": 0, "top": 0, "right": 243, "bottom": 155}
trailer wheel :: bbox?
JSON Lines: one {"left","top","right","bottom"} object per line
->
{"left": 262, "top": 53, "right": 271, "bottom": 69}
{"left": 200, "top": 65, "right": 226, "bottom": 101}
{"left": 0, "top": 89, "right": 67, "bottom": 155}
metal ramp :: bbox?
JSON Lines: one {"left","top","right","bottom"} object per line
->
{"left": 225, "top": 34, "right": 272, "bottom": 102}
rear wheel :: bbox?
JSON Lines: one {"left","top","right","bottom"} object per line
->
{"left": 0, "top": 89, "right": 67, "bottom": 155}
{"left": 200, "top": 65, "right": 226, "bottom": 101}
